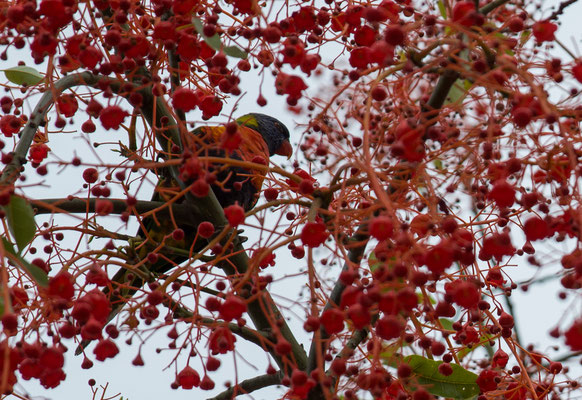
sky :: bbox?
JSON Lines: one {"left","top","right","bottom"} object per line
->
{"left": 1, "top": 1, "right": 582, "bottom": 399}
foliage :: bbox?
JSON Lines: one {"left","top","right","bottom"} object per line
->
{"left": 0, "top": 0, "right": 581, "bottom": 399}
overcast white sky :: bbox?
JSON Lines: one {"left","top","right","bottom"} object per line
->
{"left": 2, "top": 1, "right": 582, "bottom": 399}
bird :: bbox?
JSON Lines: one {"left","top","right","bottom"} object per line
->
{"left": 76, "top": 113, "right": 291, "bottom": 354}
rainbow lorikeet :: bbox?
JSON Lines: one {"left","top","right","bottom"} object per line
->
{"left": 76, "top": 113, "right": 291, "bottom": 354}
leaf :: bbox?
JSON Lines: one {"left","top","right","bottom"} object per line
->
{"left": 5, "top": 195, "right": 36, "bottom": 252}
{"left": 192, "top": 17, "right": 221, "bottom": 50}
{"left": 457, "top": 332, "right": 493, "bottom": 360}
{"left": 204, "top": 34, "right": 221, "bottom": 51}
{"left": 439, "top": 318, "right": 454, "bottom": 331}
{"left": 1, "top": 238, "right": 48, "bottom": 287}
{"left": 434, "top": 159, "right": 443, "bottom": 170}
{"left": 404, "top": 355, "right": 480, "bottom": 399}
{"left": 437, "top": 1, "right": 447, "bottom": 19}
{"left": 18, "top": 257, "right": 49, "bottom": 287}
{"left": 1, "top": 237, "right": 16, "bottom": 256}
{"left": 224, "top": 45, "right": 248, "bottom": 59}
{"left": 191, "top": 17, "right": 204, "bottom": 34}
{"left": 368, "top": 251, "right": 382, "bottom": 272}
{"left": 520, "top": 30, "right": 531, "bottom": 46}
{"left": 445, "top": 79, "right": 471, "bottom": 105}
{"left": 3, "top": 66, "right": 44, "bottom": 86}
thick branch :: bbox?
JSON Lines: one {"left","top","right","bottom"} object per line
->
{"left": 32, "top": 198, "right": 199, "bottom": 227}
{"left": 207, "top": 371, "right": 284, "bottom": 400}
{"left": 306, "top": 224, "right": 370, "bottom": 375}
{"left": 479, "top": 0, "right": 510, "bottom": 15}
{"left": 0, "top": 73, "right": 102, "bottom": 186}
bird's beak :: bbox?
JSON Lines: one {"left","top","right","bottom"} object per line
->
{"left": 275, "top": 140, "right": 293, "bottom": 159}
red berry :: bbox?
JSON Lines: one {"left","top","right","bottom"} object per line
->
{"left": 573, "top": 61, "right": 582, "bottom": 83}
{"left": 564, "top": 319, "right": 582, "bottom": 351}
{"left": 448, "top": 280, "right": 480, "bottom": 309}
{"left": 487, "top": 180, "right": 516, "bottom": 209}
{"left": 206, "top": 357, "right": 221, "bottom": 371}
{"left": 198, "top": 221, "right": 215, "bottom": 238}
{"left": 384, "top": 25, "right": 405, "bottom": 46}
{"left": 424, "top": 242, "right": 454, "bottom": 274}
{"left": 301, "top": 221, "right": 329, "bottom": 248}
{"left": 40, "top": 346, "right": 65, "bottom": 369}
{"left": 523, "top": 217, "right": 550, "bottom": 241}
{"left": 492, "top": 349, "right": 509, "bottom": 368}
{"left": 369, "top": 216, "right": 394, "bottom": 240}
{"left": 95, "top": 199, "right": 113, "bottom": 216}
{"left": 476, "top": 369, "right": 499, "bottom": 392}
{"left": 397, "top": 363, "right": 412, "bottom": 378}
{"left": 48, "top": 271, "right": 75, "bottom": 301}
{"left": 177, "top": 366, "right": 200, "bottom": 389}
{"left": 132, "top": 353, "right": 144, "bottom": 366}
{"left": 371, "top": 86, "right": 387, "bottom": 101}
{"left": 264, "top": 188, "right": 279, "bottom": 201}
{"left": 375, "top": 315, "right": 404, "bottom": 340}
{"left": 224, "top": 203, "right": 245, "bottom": 227}
{"left": 291, "top": 245, "right": 305, "bottom": 259}
{"left": 438, "top": 362, "right": 453, "bottom": 376}
{"left": 200, "top": 375, "right": 215, "bottom": 391}
{"left": 532, "top": 20, "right": 557, "bottom": 43}
{"left": 549, "top": 361, "right": 562, "bottom": 374}
{"left": 303, "top": 316, "right": 320, "bottom": 332}
{"left": 431, "top": 341, "right": 446, "bottom": 356}
{"left": 190, "top": 178, "right": 209, "bottom": 197}
{"left": 508, "top": 16, "right": 524, "bottom": 32}
{"left": 172, "top": 88, "right": 199, "bottom": 112}
{"left": 275, "top": 337, "right": 292, "bottom": 355}
{"left": 1, "top": 313, "right": 17, "bottom": 332}
{"left": 512, "top": 107, "right": 532, "bottom": 128}
{"left": 320, "top": 308, "right": 344, "bottom": 335}
{"left": 219, "top": 295, "right": 247, "bottom": 321}
{"left": 57, "top": 94, "right": 78, "bottom": 117}
{"left": 330, "top": 358, "right": 346, "bottom": 376}
{"left": 93, "top": 338, "right": 119, "bottom": 361}
{"left": 99, "top": 105, "right": 128, "bottom": 130}
{"left": 499, "top": 312, "right": 514, "bottom": 328}
{"left": 82, "top": 168, "right": 99, "bottom": 184}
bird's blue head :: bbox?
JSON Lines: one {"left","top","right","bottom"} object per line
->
{"left": 236, "top": 113, "right": 292, "bottom": 158}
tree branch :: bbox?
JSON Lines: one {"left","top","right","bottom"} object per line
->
{"left": 32, "top": 197, "right": 199, "bottom": 227}
{"left": 306, "top": 224, "right": 370, "bottom": 375}
{"left": 479, "top": 0, "right": 510, "bottom": 15}
{"left": 206, "top": 371, "right": 284, "bottom": 400}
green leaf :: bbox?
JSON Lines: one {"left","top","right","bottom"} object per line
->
{"left": 368, "top": 251, "right": 382, "bottom": 272}
{"left": 224, "top": 45, "right": 248, "bottom": 59}
{"left": 434, "top": 159, "right": 443, "bottom": 170}
{"left": 439, "top": 318, "right": 454, "bottom": 331}
{"left": 1, "top": 237, "right": 16, "bottom": 256}
{"left": 419, "top": 291, "right": 436, "bottom": 305}
{"left": 3, "top": 66, "right": 44, "bottom": 86}
{"left": 445, "top": 79, "right": 471, "bottom": 105}
{"left": 1, "top": 238, "right": 48, "bottom": 287}
{"left": 18, "top": 257, "right": 49, "bottom": 287}
{"left": 437, "top": 1, "right": 447, "bottom": 19}
{"left": 192, "top": 17, "right": 204, "bottom": 34}
{"left": 192, "top": 17, "right": 221, "bottom": 50}
{"left": 404, "top": 355, "right": 479, "bottom": 399}
{"left": 519, "top": 30, "right": 531, "bottom": 46}
{"left": 5, "top": 195, "right": 36, "bottom": 252}
{"left": 204, "top": 34, "right": 221, "bottom": 51}
{"left": 457, "top": 332, "right": 492, "bottom": 360}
